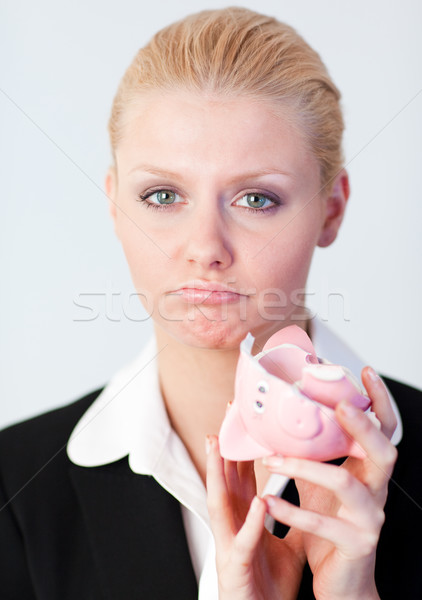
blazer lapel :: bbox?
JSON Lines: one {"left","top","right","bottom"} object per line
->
{"left": 69, "top": 457, "right": 198, "bottom": 600}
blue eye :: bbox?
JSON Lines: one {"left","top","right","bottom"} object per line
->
{"left": 138, "top": 189, "right": 181, "bottom": 208}
{"left": 154, "top": 190, "right": 177, "bottom": 204}
{"left": 235, "top": 192, "right": 280, "bottom": 212}
{"left": 246, "top": 194, "right": 270, "bottom": 208}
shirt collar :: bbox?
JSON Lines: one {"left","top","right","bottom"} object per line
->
{"left": 67, "top": 319, "right": 402, "bottom": 479}
{"left": 67, "top": 337, "right": 209, "bottom": 524}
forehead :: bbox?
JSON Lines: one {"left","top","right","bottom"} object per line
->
{"left": 116, "top": 91, "right": 319, "bottom": 185}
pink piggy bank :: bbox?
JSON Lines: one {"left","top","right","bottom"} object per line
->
{"left": 219, "top": 325, "right": 372, "bottom": 462}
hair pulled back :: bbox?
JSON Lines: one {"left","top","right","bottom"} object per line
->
{"left": 108, "top": 7, "right": 344, "bottom": 190}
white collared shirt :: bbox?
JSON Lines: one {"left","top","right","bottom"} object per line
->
{"left": 67, "top": 319, "right": 402, "bottom": 599}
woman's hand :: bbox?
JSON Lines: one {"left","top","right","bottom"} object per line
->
{"left": 262, "top": 367, "right": 398, "bottom": 600}
{"left": 206, "top": 436, "right": 305, "bottom": 600}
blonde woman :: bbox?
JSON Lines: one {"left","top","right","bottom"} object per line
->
{"left": 1, "top": 7, "right": 420, "bottom": 600}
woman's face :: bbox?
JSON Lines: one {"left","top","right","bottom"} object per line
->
{"left": 107, "top": 91, "right": 346, "bottom": 350}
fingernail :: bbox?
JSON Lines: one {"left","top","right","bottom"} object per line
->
{"left": 265, "top": 495, "right": 276, "bottom": 508}
{"left": 263, "top": 455, "right": 284, "bottom": 468}
{"left": 367, "top": 367, "right": 380, "bottom": 383}
{"left": 205, "top": 435, "right": 212, "bottom": 455}
{"left": 339, "top": 399, "right": 358, "bottom": 418}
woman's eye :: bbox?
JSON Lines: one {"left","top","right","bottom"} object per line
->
{"left": 138, "top": 189, "right": 180, "bottom": 207}
{"left": 154, "top": 190, "right": 177, "bottom": 204}
{"left": 235, "top": 193, "right": 278, "bottom": 211}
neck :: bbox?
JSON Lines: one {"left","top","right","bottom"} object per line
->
{"left": 155, "top": 325, "right": 238, "bottom": 483}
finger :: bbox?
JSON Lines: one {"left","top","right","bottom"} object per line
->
{"left": 224, "top": 459, "right": 248, "bottom": 526}
{"left": 206, "top": 435, "right": 235, "bottom": 548}
{"left": 237, "top": 460, "right": 257, "bottom": 503}
{"left": 233, "top": 496, "right": 267, "bottom": 565}
{"left": 336, "top": 400, "right": 398, "bottom": 490}
{"left": 263, "top": 456, "right": 379, "bottom": 529}
{"left": 362, "top": 366, "right": 397, "bottom": 439}
{"left": 225, "top": 461, "right": 257, "bottom": 525}
{"left": 265, "top": 496, "right": 380, "bottom": 560}
{"left": 224, "top": 459, "right": 240, "bottom": 498}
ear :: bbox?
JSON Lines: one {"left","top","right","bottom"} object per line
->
{"left": 105, "top": 166, "right": 119, "bottom": 235}
{"left": 317, "top": 169, "right": 350, "bottom": 248}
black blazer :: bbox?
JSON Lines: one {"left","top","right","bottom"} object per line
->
{"left": 0, "top": 377, "right": 421, "bottom": 599}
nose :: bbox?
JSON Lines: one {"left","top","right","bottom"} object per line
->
{"left": 184, "top": 203, "right": 233, "bottom": 270}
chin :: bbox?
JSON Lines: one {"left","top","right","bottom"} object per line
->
{"left": 157, "top": 312, "right": 290, "bottom": 352}
{"left": 160, "top": 316, "right": 251, "bottom": 350}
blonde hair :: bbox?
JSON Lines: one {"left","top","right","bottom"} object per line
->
{"left": 108, "top": 7, "right": 344, "bottom": 190}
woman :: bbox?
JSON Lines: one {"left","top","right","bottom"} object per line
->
{"left": 1, "top": 7, "right": 421, "bottom": 599}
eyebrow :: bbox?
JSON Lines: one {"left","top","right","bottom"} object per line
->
{"left": 127, "top": 165, "right": 185, "bottom": 178}
{"left": 127, "top": 164, "right": 295, "bottom": 182}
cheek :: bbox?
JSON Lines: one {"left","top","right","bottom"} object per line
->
{"left": 115, "top": 217, "right": 164, "bottom": 289}
{"left": 239, "top": 200, "right": 324, "bottom": 286}
{"left": 251, "top": 236, "right": 317, "bottom": 324}
{"left": 254, "top": 233, "right": 317, "bottom": 290}
{"left": 115, "top": 200, "right": 180, "bottom": 269}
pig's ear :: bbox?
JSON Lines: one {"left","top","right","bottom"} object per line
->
{"left": 219, "top": 402, "right": 271, "bottom": 461}
{"left": 263, "top": 324, "right": 316, "bottom": 356}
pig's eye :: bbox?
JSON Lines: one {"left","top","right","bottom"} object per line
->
{"left": 257, "top": 380, "right": 269, "bottom": 394}
{"left": 254, "top": 399, "right": 265, "bottom": 414}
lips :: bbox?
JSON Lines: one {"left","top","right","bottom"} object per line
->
{"left": 169, "top": 280, "right": 246, "bottom": 305}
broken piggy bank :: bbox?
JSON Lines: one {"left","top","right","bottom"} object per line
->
{"left": 219, "top": 325, "right": 372, "bottom": 462}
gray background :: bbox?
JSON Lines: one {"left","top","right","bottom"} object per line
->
{"left": 1, "top": 0, "right": 421, "bottom": 429}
